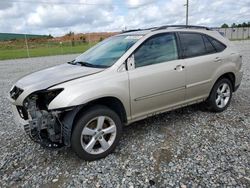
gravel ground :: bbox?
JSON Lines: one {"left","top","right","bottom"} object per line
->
{"left": 0, "top": 42, "right": 249, "bottom": 187}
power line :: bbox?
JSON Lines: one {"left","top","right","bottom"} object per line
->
{"left": 1, "top": 0, "right": 113, "bottom": 6}
{"left": 1, "top": 0, "right": 152, "bottom": 8}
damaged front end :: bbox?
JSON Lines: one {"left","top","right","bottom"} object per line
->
{"left": 21, "top": 89, "right": 73, "bottom": 148}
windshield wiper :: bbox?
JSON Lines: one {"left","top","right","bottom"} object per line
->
{"left": 67, "top": 60, "right": 75, "bottom": 65}
{"left": 73, "top": 61, "right": 109, "bottom": 68}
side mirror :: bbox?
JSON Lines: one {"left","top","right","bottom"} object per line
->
{"left": 126, "top": 54, "right": 135, "bottom": 70}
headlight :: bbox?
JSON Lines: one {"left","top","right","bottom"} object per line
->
{"left": 10, "top": 86, "right": 24, "bottom": 100}
{"left": 23, "top": 88, "right": 63, "bottom": 110}
{"left": 42, "top": 89, "right": 64, "bottom": 104}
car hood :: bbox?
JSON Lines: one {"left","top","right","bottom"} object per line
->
{"left": 15, "top": 63, "right": 104, "bottom": 91}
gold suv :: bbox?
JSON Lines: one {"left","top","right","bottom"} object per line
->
{"left": 9, "top": 25, "right": 243, "bottom": 160}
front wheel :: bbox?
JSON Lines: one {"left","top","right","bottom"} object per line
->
{"left": 206, "top": 78, "right": 233, "bottom": 112}
{"left": 71, "top": 105, "right": 122, "bottom": 161}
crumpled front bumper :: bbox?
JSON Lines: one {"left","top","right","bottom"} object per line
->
{"left": 11, "top": 104, "right": 64, "bottom": 148}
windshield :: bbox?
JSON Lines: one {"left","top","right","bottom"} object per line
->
{"left": 73, "top": 35, "right": 141, "bottom": 68}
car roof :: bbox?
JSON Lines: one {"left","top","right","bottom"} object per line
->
{"left": 117, "top": 25, "right": 230, "bottom": 46}
{"left": 119, "top": 25, "right": 211, "bottom": 35}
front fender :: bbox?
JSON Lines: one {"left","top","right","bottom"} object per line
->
{"left": 48, "top": 71, "right": 130, "bottom": 118}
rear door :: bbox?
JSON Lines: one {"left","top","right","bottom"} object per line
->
{"left": 178, "top": 32, "right": 225, "bottom": 101}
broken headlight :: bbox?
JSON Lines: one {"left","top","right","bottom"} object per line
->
{"left": 10, "top": 86, "right": 24, "bottom": 100}
{"left": 24, "top": 88, "right": 63, "bottom": 110}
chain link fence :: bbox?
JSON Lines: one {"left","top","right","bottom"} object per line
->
{"left": 0, "top": 33, "right": 116, "bottom": 60}
{"left": 213, "top": 27, "right": 250, "bottom": 40}
{"left": 1, "top": 29, "right": 250, "bottom": 60}
{"left": 0, "top": 38, "right": 95, "bottom": 60}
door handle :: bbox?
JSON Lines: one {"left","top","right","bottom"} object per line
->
{"left": 214, "top": 57, "right": 222, "bottom": 62}
{"left": 174, "top": 65, "right": 185, "bottom": 71}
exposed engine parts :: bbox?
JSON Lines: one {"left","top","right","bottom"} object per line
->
{"left": 23, "top": 94, "right": 64, "bottom": 148}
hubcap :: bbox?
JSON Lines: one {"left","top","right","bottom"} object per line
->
{"left": 80, "top": 116, "right": 117, "bottom": 154}
{"left": 216, "top": 83, "right": 231, "bottom": 108}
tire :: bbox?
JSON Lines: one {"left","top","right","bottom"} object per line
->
{"left": 71, "top": 105, "right": 123, "bottom": 161}
{"left": 206, "top": 78, "right": 233, "bottom": 112}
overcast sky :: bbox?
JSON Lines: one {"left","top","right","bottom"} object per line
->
{"left": 0, "top": 0, "right": 249, "bottom": 36}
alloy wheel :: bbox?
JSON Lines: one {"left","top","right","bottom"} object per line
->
{"left": 80, "top": 116, "right": 117, "bottom": 154}
{"left": 215, "top": 83, "right": 231, "bottom": 108}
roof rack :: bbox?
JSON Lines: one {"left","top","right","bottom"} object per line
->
{"left": 122, "top": 27, "right": 157, "bottom": 33}
{"left": 122, "top": 25, "right": 211, "bottom": 33}
{"left": 122, "top": 29, "right": 142, "bottom": 33}
{"left": 154, "top": 25, "right": 211, "bottom": 30}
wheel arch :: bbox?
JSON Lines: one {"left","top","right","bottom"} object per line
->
{"left": 74, "top": 96, "right": 128, "bottom": 125}
{"left": 60, "top": 96, "right": 128, "bottom": 147}
{"left": 208, "top": 72, "right": 236, "bottom": 99}
{"left": 206, "top": 73, "right": 234, "bottom": 112}
{"left": 214, "top": 72, "right": 236, "bottom": 91}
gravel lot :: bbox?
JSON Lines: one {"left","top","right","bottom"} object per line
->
{"left": 0, "top": 42, "right": 249, "bottom": 187}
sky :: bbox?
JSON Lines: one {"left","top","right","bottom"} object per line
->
{"left": 0, "top": 0, "right": 249, "bottom": 36}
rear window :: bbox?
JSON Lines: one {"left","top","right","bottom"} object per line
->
{"left": 179, "top": 33, "right": 206, "bottom": 58}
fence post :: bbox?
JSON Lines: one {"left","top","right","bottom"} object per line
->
{"left": 24, "top": 34, "right": 30, "bottom": 58}
{"left": 47, "top": 40, "right": 52, "bottom": 56}
{"left": 231, "top": 28, "right": 233, "bottom": 40}
{"left": 247, "top": 27, "right": 250, "bottom": 38}
{"left": 242, "top": 27, "right": 244, "bottom": 39}
{"left": 60, "top": 42, "right": 63, "bottom": 54}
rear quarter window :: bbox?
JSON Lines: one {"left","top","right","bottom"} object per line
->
{"left": 206, "top": 35, "right": 226, "bottom": 52}
{"left": 202, "top": 35, "right": 217, "bottom": 54}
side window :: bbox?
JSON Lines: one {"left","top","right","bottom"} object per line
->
{"left": 179, "top": 33, "right": 206, "bottom": 58}
{"left": 134, "top": 33, "right": 178, "bottom": 68}
{"left": 207, "top": 36, "right": 226, "bottom": 52}
{"left": 202, "top": 35, "right": 217, "bottom": 54}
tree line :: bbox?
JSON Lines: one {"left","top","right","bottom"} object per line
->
{"left": 221, "top": 22, "right": 250, "bottom": 28}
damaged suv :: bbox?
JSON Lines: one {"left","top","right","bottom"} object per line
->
{"left": 9, "top": 25, "right": 243, "bottom": 161}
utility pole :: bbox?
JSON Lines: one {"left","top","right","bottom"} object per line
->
{"left": 185, "top": 0, "right": 189, "bottom": 26}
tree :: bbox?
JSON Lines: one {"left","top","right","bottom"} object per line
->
{"left": 221, "top": 23, "right": 229, "bottom": 28}
{"left": 231, "top": 23, "right": 237, "bottom": 28}
{"left": 242, "top": 22, "right": 248, "bottom": 27}
{"left": 80, "top": 35, "right": 86, "bottom": 43}
{"left": 99, "top": 37, "right": 104, "bottom": 42}
{"left": 66, "top": 31, "right": 74, "bottom": 37}
{"left": 47, "top": 34, "right": 53, "bottom": 39}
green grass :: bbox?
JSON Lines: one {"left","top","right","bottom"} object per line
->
{"left": 0, "top": 33, "right": 49, "bottom": 41}
{"left": 0, "top": 41, "right": 96, "bottom": 60}
{"left": 229, "top": 38, "right": 250, "bottom": 41}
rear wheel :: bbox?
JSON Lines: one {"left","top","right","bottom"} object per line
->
{"left": 71, "top": 106, "right": 122, "bottom": 161}
{"left": 206, "top": 78, "right": 233, "bottom": 112}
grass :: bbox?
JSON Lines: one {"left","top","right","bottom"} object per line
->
{"left": 0, "top": 41, "right": 96, "bottom": 60}
{"left": 3, "top": 37, "right": 248, "bottom": 60}
{"left": 229, "top": 38, "right": 250, "bottom": 41}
